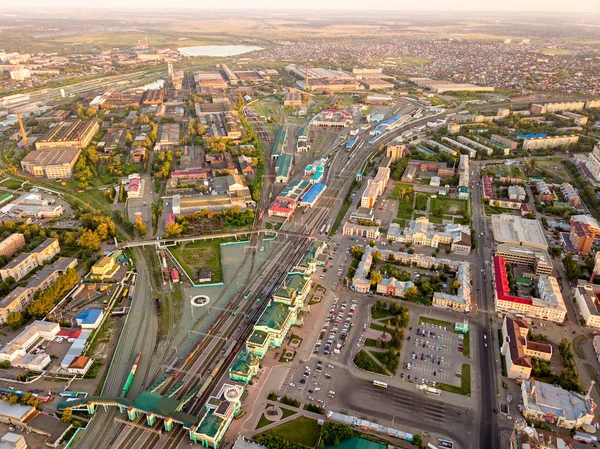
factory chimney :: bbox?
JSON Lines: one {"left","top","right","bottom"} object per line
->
{"left": 167, "top": 60, "right": 174, "bottom": 78}
{"left": 17, "top": 113, "right": 29, "bottom": 151}
{"left": 305, "top": 66, "right": 309, "bottom": 91}
{"left": 586, "top": 380, "right": 595, "bottom": 400}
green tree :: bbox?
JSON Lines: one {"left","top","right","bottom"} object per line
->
{"left": 61, "top": 408, "right": 73, "bottom": 423}
{"left": 135, "top": 221, "right": 147, "bottom": 237}
{"left": 5, "top": 311, "right": 22, "bottom": 329}
{"left": 370, "top": 271, "right": 382, "bottom": 286}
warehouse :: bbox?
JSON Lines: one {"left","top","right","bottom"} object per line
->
{"left": 491, "top": 215, "right": 548, "bottom": 249}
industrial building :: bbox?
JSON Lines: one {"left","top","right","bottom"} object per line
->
{"left": 310, "top": 109, "right": 353, "bottom": 128}
{"left": 491, "top": 215, "right": 548, "bottom": 249}
{"left": 409, "top": 77, "right": 494, "bottom": 93}
{"left": 20, "top": 147, "right": 81, "bottom": 179}
{"left": 155, "top": 123, "right": 180, "bottom": 150}
{"left": 501, "top": 316, "right": 552, "bottom": 380}
{"left": 35, "top": 120, "right": 99, "bottom": 150}
{"left": 285, "top": 65, "right": 359, "bottom": 92}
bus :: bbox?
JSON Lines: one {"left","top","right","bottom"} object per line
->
{"left": 373, "top": 380, "right": 388, "bottom": 388}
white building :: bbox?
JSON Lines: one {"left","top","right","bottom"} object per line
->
{"left": 0, "top": 321, "right": 59, "bottom": 370}
{"left": 586, "top": 145, "right": 600, "bottom": 182}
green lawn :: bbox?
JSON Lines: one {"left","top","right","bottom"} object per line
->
{"left": 419, "top": 316, "right": 453, "bottom": 329}
{"left": 281, "top": 407, "right": 297, "bottom": 419}
{"left": 330, "top": 201, "right": 351, "bottom": 236}
{"left": 462, "top": 331, "right": 471, "bottom": 358}
{"left": 415, "top": 193, "right": 429, "bottom": 211}
{"left": 263, "top": 416, "right": 321, "bottom": 447}
{"left": 430, "top": 197, "right": 467, "bottom": 219}
{"left": 256, "top": 414, "right": 273, "bottom": 429}
{"left": 438, "top": 364, "right": 471, "bottom": 396}
{"left": 171, "top": 240, "right": 223, "bottom": 283}
{"left": 396, "top": 191, "right": 414, "bottom": 220}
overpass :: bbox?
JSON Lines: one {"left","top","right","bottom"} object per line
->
{"left": 118, "top": 228, "right": 325, "bottom": 249}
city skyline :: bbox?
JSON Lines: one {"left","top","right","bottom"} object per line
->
{"left": 3, "top": 0, "right": 600, "bottom": 12}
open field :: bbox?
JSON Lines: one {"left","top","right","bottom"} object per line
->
{"left": 171, "top": 240, "right": 222, "bottom": 283}
{"left": 262, "top": 416, "right": 321, "bottom": 447}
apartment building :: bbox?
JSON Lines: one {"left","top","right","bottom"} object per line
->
{"left": 343, "top": 221, "right": 380, "bottom": 240}
{"left": 0, "top": 238, "right": 60, "bottom": 282}
{"left": 493, "top": 257, "right": 566, "bottom": 323}
{"left": 569, "top": 215, "right": 600, "bottom": 255}
{"left": 0, "top": 257, "right": 76, "bottom": 324}
{"left": 560, "top": 183, "right": 581, "bottom": 207}
{"left": 501, "top": 316, "right": 553, "bottom": 380}
{"left": 522, "top": 135, "right": 579, "bottom": 151}
{"left": 585, "top": 145, "right": 600, "bottom": 182}
{"left": 530, "top": 101, "right": 585, "bottom": 115}
{"left": 20, "top": 147, "right": 81, "bottom": 179}
{"left": 491, "top": 134, "right": 518, "bottom": 151}
{"left": 495, "top": 244, "right": 553, "bottom": 276}
{"left": 0, "top": 234, "right": 25, "bottom": 258}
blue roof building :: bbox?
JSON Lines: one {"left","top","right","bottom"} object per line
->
{"left": 300, "top": 183, "right": 326, "bottom": 208}
{"left": 76, "top": 309, "right": 104, "bottom": 329}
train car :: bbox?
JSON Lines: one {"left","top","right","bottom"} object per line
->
{"left": 171, "top": 269, "right": 179, "bottom": 283}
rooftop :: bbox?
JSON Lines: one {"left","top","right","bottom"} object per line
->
{"left": 491, "top": 214, "right": 548, "bottom": 249}
{"left": 21, "top": 147, "right": 81, "bottom": 167}
{"left": 523, "top": 379, "right": 594, "bottom": 421}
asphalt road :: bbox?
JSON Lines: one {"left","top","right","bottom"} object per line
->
{"left": 470, "top": 161, "right": 500, "bottom": 449}
{"left": 334, "top": 376, "right": 476, "bottom": 448}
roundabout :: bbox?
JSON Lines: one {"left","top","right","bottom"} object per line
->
{"left": 190, "top": 295, "right": 210, "bottom": 307}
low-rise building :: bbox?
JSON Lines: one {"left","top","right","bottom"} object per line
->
{"left": 560, "top": 183, "right": 581, "bottom": 207}
{"left": 0, "top": 321, "right": 60, "bottom": 370}
{"left": 155, "top": 123, "right": 180, "bottom": 151}
{"left": 376, "top": 278, "right": 415, "bottom": 297}
{"left": 520, "top": 379, "right": 596, "bottom": 429}
{"left": 575, "top": 284, "right": 600, "bottom": 329}
{"left": 342, "top": 221, "right": 380, "bottom": 240}
{"left": 501, "top": 316, "right": 553, "bottom": 380}
{"left": 508, "top": 185, "right": 526, "bottom": 202}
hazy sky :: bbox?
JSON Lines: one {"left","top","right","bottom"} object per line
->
{"left": 5, "top": 0, "right": 600, "bottom": 12}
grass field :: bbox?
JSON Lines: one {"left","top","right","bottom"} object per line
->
{"left": 430, "top": 197, "right": 468, "bottom": 222}
{"left": 396, "top": 187, "right": 415, "bottom": 220}
{"left": 415, "top": 193, "right": 429, "bottom": 211}
{"left": 171, "top": 240, "right": 222, "bottom": 283}
{"left": 438, "top": 364, "right": 471, "bottom": 396}
{"left": 262, "top": 416, "right": 321, "bottom": 447}
{"left": 419, "top": 316, "right": 453, "bottom": 329}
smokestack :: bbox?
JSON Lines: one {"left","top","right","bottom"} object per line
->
{"left": 586, "top": 380, "right": 595, "bottom": 400}
{"left": 17, "top": 113, "right": 29, "bottom": 151}
{"left": 167, "top": 60, "right": 173, "bottom": 78}
{"left": 77, "top": 131, "right": 83, "bottom": 150}
{"left": 305, "top": 66, "right": 309, "bottom": 91}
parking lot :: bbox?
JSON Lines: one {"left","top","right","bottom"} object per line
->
{"left": 277, "top": 296, "right": 361, "bottom": 409}
{"left": 400, "top": 318, "right": 467, "bottom": 389}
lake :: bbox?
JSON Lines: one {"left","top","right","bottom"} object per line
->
{"left": 178, "top": 45, "right": 263, "bottom": 57}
